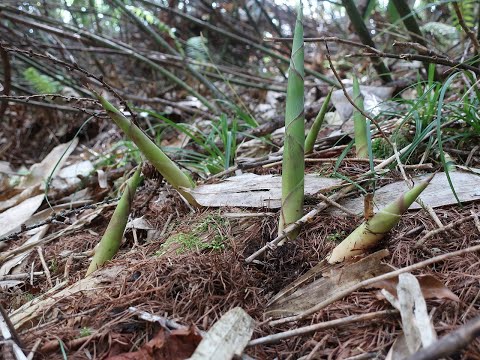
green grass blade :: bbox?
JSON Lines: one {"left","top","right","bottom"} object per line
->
{"left": 436, "top": 73, "right": 462, "bottom": 205}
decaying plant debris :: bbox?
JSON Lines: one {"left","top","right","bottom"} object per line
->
{"left": 1, "top": 0, "right": 480, "bottom": 359}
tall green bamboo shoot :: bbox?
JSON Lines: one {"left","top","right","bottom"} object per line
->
{"left": 353, "top": 77, "right": 368, "bottom": 158}
{"left": 327, "top": 174, "right": 434, "bottom": 263}
{"left": 278, "top": 0, "right": 305, "bottom": 241}
{"left": 86, "top": 165, "right": 142, "bottom": 276}
{"left": 96, "top": 93, "right": 197, "bottom": 205}
{"left": 305, "top": 88, "right": 332, "bottom": 154}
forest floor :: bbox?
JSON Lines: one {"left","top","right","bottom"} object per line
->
{"left": 1, "top": 100, "right": 480, "bottom": 359}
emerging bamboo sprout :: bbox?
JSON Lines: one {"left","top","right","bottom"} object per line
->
{"left": 95, "top": 92, "right": 197, "bottom": 206}
{"left": 278, "top": 0, "right": 305, "bottom": 242}
{"left": 327, "top": 174, "right": 435, "bottom": 263}
{"left": 353, "top": 77, "right": 368, "bottom": 158}
{"left": 305, "top": 88, "right": 333, "bottom": 154}
{"left": 86, "top": 165, "right": 142, "bottom": 276}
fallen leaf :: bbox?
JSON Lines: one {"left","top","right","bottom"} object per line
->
{"left": 0, "top": 194, "right": 44, "bottom": 238}
{"left": 189, "top": 307, "right": 254, "bottom": 360}
{"left": 0, "top": 225, "right": 49, "bottom": 276}
{"left": 50, "top": 159, "right": 94, "bottom": 189}
{"left": 331, "top": 85, "right": 394, "bottom": 121}
{"left": 106, "top": 326, "right": 202, "bottom": 360}
{"left": 267, "top": 250, "right": 392, "bottom": 317}
{"left": 370, "top": 274, "right": 459, "bottom": 302}
{"left": 334, "top": 171, "right": 480, "bottom": 215}
{"left": 383, "top": 273, "right": 437, "bottom": 356}
{"left": 385, "top": 333, "right": 411, "bottom": 360}
{"left": 0, "top": 184, "right": 41, "bottom": 212}
{"left": 19, "top": 138, "right": 78, "bottom": 189}
{"left": 186, "top": 173, "right": 341, "bottom": 208}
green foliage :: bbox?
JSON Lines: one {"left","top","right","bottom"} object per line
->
{"left": 372, "top": 133, "right": 410, "bottom": 159}
{"left": 450, "top": 0, "right": 476, "bottom": 30}
{"left": 421, "top": 22, "right": 459, "bottom": 50}
{"left": 326, "top": 231, "right": 346, "bottom": 243}
{"left": 79, "top": 327, "right": 92, "bottom": 337}
{"left": 185, "top": 36, "right": 209, "bottom": 63}
{"left": 49, "top": 259, "right": 59, "bottom": 274}
{"left": 23, "top": 67, "right": 61, "bottom": 94}
{"left": 156, "top": 213, "right": 228, "bottom": 256}
{"left": 126, "top": 5, "right": 183, "bottom": 52}
{"left": 144, "top": 109, "right": 254, "bottom": 176}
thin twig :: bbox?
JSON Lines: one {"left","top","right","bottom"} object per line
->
{"left": 452, "top": 2, "right": 480, "bottom": 52}
{"left": 0, "top": 197, "right": 119, "bottom": 243}
{"left": 36, "top": 246, "right": 52, "bottom": 288}
{"left": 353, "top": 50, "right": 480, "bottom": 76}
{"left": 406, "top": 315, "right": 480, "bottom": 360}
{"left": 27, "top": 339, "right": 42, "bottom": 360}
{"left": 323, "top": 41, "right": 393, "bottom": 147}
{"left": 415, "top": 212, "right": 479, "bottom": 248}
{"left": 316, "top": 192, "right": 359, "bottom": 217}
{"left": 269, "top": 243, "right": 480, "bottom": 326}
{"left": 248, "top": 310, "right": 397, "bottom": 346}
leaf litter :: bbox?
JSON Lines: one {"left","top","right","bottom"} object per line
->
{"left": 1, "top": 24, "right": 480, "bottom": 360}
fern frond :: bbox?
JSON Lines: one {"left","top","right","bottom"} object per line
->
{"left": 125, "top": 5, "right": 183, "bottom": 53}
{"left": 23, "top": 67, "right": 61, "bottom": 94}
{"left": 450, "top": 0, "right": 476, "bottom": 30}
{"left": 185, "top": 36, "right": 209, "bottom": 63}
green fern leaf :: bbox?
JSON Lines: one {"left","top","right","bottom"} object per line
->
{"left": 23, "top": 67, "right": 60, "bottom": 94}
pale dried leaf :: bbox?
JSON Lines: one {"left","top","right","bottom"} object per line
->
{"left": 267, "top": 250, "right": 392, "bottom": 317}
{"left": 10, "top": 265, "right": 122, "bottom": 329}
{"left": 97, "top": 169, "right": 108, "bottom": 188}
{"left": 331, "top": 85, "right": 394, "bottom": 121}
{"left": 0, "top": 184, "right": 41, "bottom": 212}
{"left": 50, "top": 159, "right": 94, "bottom": 189}
{"left": 0, "top": 161, "right": 14, "bottom": 175}
{"left": 385, "top": 334, "right": 411, "bottom": 360}
{"left": 0, "top": 225, "right": 49, "bottom": 276}
{"left": 186, "top": 173, "right": 341, "bottom": 208}
{"left": 0, "top": 280, "right": 23, "bottom": 289}
{"left": 371, "top": 275, "right": 459, "bottom": 302}
{"left": 19, "top": 138, "right": 78, "bottom": 189}
{"left": 126, "top": 217, "right": 154, "bottom": 230}
{"left": 189, "top": 307, "right": 255, "bottom": 360}
{"left": 388, "top": 273, "right": 437, "bottom": 355}
{"left": 334, "top": 171, "right": 480, "bottom": 215}
{"left": 0, "top": 194, "right": 44, "bottom": 238}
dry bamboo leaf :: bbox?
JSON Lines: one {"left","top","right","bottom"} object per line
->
{"left": 186, "top": 173, "right": 341, "bottom": 208}
{"left": 266, "top": 250, "right": 391, "bottom": 318}
{"left": 189, "top": 307, "right": 255, "bottom": 360}
{"left": 335, "top": 171, "right": 480, "bottom": 215}
{"left": 0, "top": 194, "right": 44, "bottom": 238}
{"left": 50, "top": 159, "right": 94, "bottom": 189}
{"left": 107, "top": 326, "right": 202, "bottom": 360}
{"left": 0, "top": 225, "right": 49, "bottom": 277}
{"left": 9, "top": 265, "right": 122, "bottom": 329}
{"left": 384, "top": 273, "right": 437, "bottom": 357}
{"left": 331, "top": 85, "right": 394, "bottom": 121}
{"left": 0, "top": 184, "right": 41, "bottom": 212}
{"left": 371, "top": 274, "right": 460, "bottom": 302}
{"left": 19, "top": 138, "right": 79, "bottom": 189}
